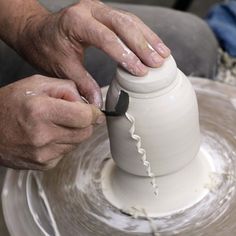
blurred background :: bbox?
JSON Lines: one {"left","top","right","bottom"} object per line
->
{"left": 106, "top": 0, "right": 222, "bottom": 17}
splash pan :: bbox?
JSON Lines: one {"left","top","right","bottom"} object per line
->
{"left": 2, "top": 78, "right": 236, "bottom": 236}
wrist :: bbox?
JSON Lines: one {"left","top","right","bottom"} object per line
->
{"left": 0, "top": 0, "right": 50, "bottom": 50}
{"left": 15, "top": 8, "right": 64, "bottom": 72}
{"left": 16, "top": 8, "right": 51, "bottom": 54}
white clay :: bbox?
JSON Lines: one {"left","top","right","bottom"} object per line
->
{"left": 102, "top": 148, "right": 215, "bottom": 217}
{"left": 106, "top": 56, "right": 200, "bottom": 176}
{"left": 26, "top": 172, "right": 60, "bottom": 236}
{"left": 103, "top": 55, "right": 212, "bottom": 216}
{"left": 231, "top": 98, "right": 236, "bottom": 110}
{"left": 125, "top": 112, "right": 158, "bottom": 196}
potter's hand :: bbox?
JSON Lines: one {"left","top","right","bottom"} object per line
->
{"left": 0, "top": 75, "right": 105, "bottom": 170}
{"left": 0, "top": 0, "right": 170, "bottom": 107}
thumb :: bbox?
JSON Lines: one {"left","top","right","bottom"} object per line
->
{"left": 46, "top": 98, "right": 105, "bottom": 128}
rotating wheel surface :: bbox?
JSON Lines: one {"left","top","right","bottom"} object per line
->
{"left": 2, "top": 78, "right": 236, "bottom": 236}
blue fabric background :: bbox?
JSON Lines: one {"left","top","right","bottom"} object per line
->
{"left": 206, "top": 0, "right": 236, "bottom": 57}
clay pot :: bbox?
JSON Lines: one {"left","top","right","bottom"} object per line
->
{"left": 106, "top": 56, "right": 200, "bottom": 176}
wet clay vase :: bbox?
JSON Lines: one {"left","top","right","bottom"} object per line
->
{"left": 102, "top": 56, "right": 211, "bottom": 217}
{"left": 106, "top": 55, "right": 201, "bottom": 177}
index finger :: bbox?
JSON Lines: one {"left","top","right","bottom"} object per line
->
{"left": 82, "top": 19, "right": 148, "bottom": 76}
{"left": 47, "top": 97, "right": 105, "bottom": 128}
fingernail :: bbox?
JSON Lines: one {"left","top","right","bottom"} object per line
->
{"left": 151, "top": 51, "right": 164, "bottom": 66}
{"left": 93, "top": 94, "right": 103, "bottom": 109}
{"left": 134, "top": 60, "right": 148, "bottom": 76}
{"left": 96, "top": 115, "right": 105, "bottom": 124}
{"left": 156, "top": 43, "right": 171, "bottom": 57}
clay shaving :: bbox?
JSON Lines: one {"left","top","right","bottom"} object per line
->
{"left": 125, "top": 112, "right": 159, "bottom": 196}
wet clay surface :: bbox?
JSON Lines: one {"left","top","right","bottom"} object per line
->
{"left": 2, "top": 78, "right": 236, "bottom": 236}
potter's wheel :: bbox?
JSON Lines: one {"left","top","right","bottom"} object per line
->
{"left": 2, "top": 78, "right": 236, "bottom": 236}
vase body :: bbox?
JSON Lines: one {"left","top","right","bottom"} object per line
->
{"left": 106, "top": 56, "right": 200, "bottom": 176}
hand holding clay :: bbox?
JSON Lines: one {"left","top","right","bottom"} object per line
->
{"left": 14, "top": 0, "right": 170, "bottom": 106}
{"left": 0, "top": 75, "right": 105, "bottom": 170}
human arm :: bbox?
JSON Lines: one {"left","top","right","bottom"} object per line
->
{"left": 0, "top": 75, "right": 105, "bottom": 170}
{"left": 0, "top": 0, "right": 170, "bottom": 107}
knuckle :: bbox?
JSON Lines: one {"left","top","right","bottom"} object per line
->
{"left": 127, "top": 12, "right": 141, "bottom": 22}
{"left": 60, "top": 4, "right": 86, "bottom": 36}
{"left": 23, "top": 99, "right": 52, "bottom": 147}
{"left": 25, "top": 97, "right": 46, "bottom": 120}
{"left": 113, "top": 11, "right": 136, "bottom": 27}
{"left": 148, "top": 32, "right": 162, "bottom": 44}
{"left": 30, "top": 129, "right": 51, "bottom": 148}
{"left": 62, "top": 5, "right": 78, "bottom": 19}
{"left": 101, "top": 32, "right": 117, "bottom": 48}
{"left": 33, "top": 151, "right": 45, "bottom": 164}
{"left": 61, "top": 4, "right": 85, "bottom": 26}
{"left": 30, "top": 134, "right": 42, "bottom": 148}
{"left": 24, "top": 98, "right": 37, "bottom": 115}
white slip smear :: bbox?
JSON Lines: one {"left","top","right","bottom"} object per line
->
{"left": 25, "top": 90, "right": 37, "bottom": 96}
{"left": 147, "top": 43, "right": 155, "bottom": 51}
{"left": 124, "top": 206, "right": 160, "bottom": 236}
{"left": 141, "top": 208, "right": 161, "bottom": 236}
{"left": 231, "top": 98, "right": 236, "bottom": 110}
{"left": 26, "top": 172, "right": 61, "bottom": 236}
{"left": 125, "top": 112, "right": 159, "bottom": 196}
{"left": 117, "top": 37, "right": 132, "bottom": 56}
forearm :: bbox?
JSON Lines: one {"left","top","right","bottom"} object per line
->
{"left": 0, "top": 0, "right": 49, "bottom": 49}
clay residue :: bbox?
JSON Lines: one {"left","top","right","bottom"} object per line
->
{"left": 231, "top": 99, "right": 236, "bottom": 110}
{"left": 3, "top": 80, "right": 236, "bottom": 236}
{"left": 123, "top": 206, "right": 160, "bottom": 236}
{"left": 27, "top": 172, "right": 60, "bottom": 236}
